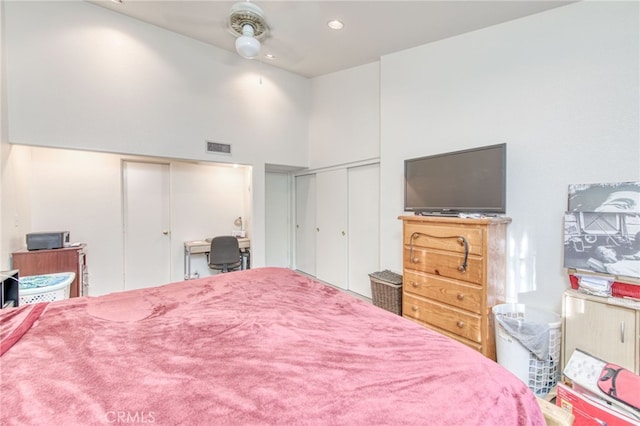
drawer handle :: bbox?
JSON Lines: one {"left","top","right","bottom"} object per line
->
{"left": 409, "top": 232, "right": 469, "bottom": 272}
{"left": 411, "top": 281, "right": 419, "bottom": 288}
{"left": 456, "top": 293, "right": 465, "bottom": 301}
{"left": 456, "top": 321, "right": 465, "bottom": 328}
{"left": 411, "top": 305, "right": 418, "bottom": 312}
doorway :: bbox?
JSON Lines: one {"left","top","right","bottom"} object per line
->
{"left": 265, "top": 172, "right": 291, "bottom": 267}
{"left": 122, "top": 160, "right": 171, "bottom": 290}
{"left": 294, "top": 174, "right": 316, "bottom": 275}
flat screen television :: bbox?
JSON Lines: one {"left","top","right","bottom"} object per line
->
{"left": 404, "top": 143, "right": 506, "bottom": 215}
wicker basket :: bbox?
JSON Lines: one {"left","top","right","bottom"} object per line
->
{"left": 369, "top": 270, "right": 403, "bottom": 315}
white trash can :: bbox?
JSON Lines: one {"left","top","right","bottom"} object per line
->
{"left": 492, "top": 303, "right": 561, "bottom": 397}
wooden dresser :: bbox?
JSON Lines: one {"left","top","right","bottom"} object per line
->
{"left": 399, "top": 215, "right": 510, "bottom": 360}
{"left": 12, "top": 245, "right": 88, "bottom": 298}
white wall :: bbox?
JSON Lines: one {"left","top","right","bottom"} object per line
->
{"left": 4, "top": 1, "right": 309, "bottom": 165}
{"left": 380, "top": 1, "right": 640, "bottom": 313}
{"left": 0, "top": 0, "right": 7, "bottom": 268}
{"left": 0, "top": 145, "right": 31, "bottom": 270}
{"left": 0, "top": 1, "right": 29, "bottom": 271}
{"left": 288, "top": 62, "right": 381, "bottom": 294}
{"left": 23, "top": 146, "right": 250, "bottom": 296}
{"left": 308, "top": 62, "right": 380, "bottom": 169}
{"left": 2, "top": 1, "right": 312, "bottom": 269}
{"left": 28, "top": 148, "right": 123, "bottom": 294}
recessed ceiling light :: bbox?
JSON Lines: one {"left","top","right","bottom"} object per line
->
{"left": 265, "top": 54, "right": 275, "bottom": 60}
{"left": 327, "top": 20, "right": 344, "bottom": 30}
{"left": 111, "top": 0, "right": 123, "bottom": 3}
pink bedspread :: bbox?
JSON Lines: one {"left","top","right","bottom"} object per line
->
{"left": 0, "top": 267, "right": 543, "bottom": 425}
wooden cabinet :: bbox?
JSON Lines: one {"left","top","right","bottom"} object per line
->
{"left": 12, "top": 245, "right": 88, "bottom": 298}
{"left": 399, "top": 215, "right": 510, "bottom": 360}
{"left": 562, "top": 289, "right": 639, "bottom": 373}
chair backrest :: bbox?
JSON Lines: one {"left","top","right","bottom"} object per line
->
{"left": 208, "top": 236, "right": 241, "bottom": 271}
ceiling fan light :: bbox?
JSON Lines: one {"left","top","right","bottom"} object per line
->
{"left": 236, "top": 36, "right": 260, "bottom": 59}
{"left": 235, "top": 24, "right": 261, "bottom": 59}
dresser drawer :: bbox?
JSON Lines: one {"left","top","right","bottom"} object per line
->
{"left": 405, "top": 317, "right": 483, "bottom": 352}
{"left": 403, "top": 246, "right": 483, "bottom": 285}
{"left": 403, "top": 270, "right": 482, "bottom": 314}
{"left": 403, "top": 221, "right": 484, "bottom": 256}
{"left": 403, "top": 294, "right": 482, "bottom": 343}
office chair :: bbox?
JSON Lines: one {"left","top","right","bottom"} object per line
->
{"left": 208, "top": 236, "right": 242, "bottom": 273}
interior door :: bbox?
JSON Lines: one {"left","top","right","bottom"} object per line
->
{"left": 295, "top": 174, "right": 316, "bottom": 275}
{"left": 348, "top": 163, "right": 380, "bottom": 297}
{"left": 266, "top": 172, "right": 290, "bottom": 267}
{"left": 315, "top": 169, "right": 348, "bottom": 289}
{"left": 123, "top": 161, "right": 171, "bottom": 290}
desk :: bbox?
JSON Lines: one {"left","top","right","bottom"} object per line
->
{"left": 184, "top": 238, "right": 250, "bottom": 279}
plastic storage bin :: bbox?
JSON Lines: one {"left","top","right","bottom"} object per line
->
{"left": 492, "top": 303, "right": 561, "bottom": 397}
{"left": 19, "top": 272, "right": 75, "bottom": 305}
{"left": 369, "top": 270, "right": 403, "bottom": 315}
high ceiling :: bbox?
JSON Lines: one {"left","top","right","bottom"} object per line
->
{"left": 89, "top": 1, "right": 573, "bottom": 78}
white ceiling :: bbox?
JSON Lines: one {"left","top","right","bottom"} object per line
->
{"left": 89, "top": 0, "right": 573, "bottom": 78}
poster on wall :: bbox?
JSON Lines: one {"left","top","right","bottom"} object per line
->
{"left": 565, "top": 181, "right": 640, "bottom": 278}
{"left": 568, "top": 181, "right": 640, "bottom": 213}
{"left": 563, "top": 212, "right": 640, "bottom": 279}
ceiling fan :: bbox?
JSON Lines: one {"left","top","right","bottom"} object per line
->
{"left": 228, "top": 1, "right": 269, "bottom": 60}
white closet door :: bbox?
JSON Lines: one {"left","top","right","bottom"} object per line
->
{"left": 316, "top": 169, "right": 348, "bottom": 289}
{"left": 348, "top": 163, "right": 380, "bottom": 298}
{"left": 266, "top": 172, "right": 290, "bottom": 267}
{"left": 295, "top": 174, "right": 316, "bottom": 275}
{"left": 123, "top": 161, "right": 171, "bottom": 290}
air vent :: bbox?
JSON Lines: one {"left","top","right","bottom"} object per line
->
{"left": 206, "top": 141, "right": 232, "bottom": 155}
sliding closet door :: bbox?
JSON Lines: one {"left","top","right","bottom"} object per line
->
{"left": 123, "top": 161, "right": 171, "bottom": 290}
{"left": 294, "top": 165, "right": 378, "bottom": 295}
{"left": 348, "top": 163, "right": 379, "bottom": 297}
{"left": 295, "top": 174, "right": 316, "bottom": 275}
{"left": 315, "top": 169, "right": 348, "bottom": 289}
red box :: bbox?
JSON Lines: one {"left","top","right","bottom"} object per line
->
{"left": 568, "top": 273, "right": 640, "bottom": 299}
{"left": 556, "top": 383, "right": 638, "bottom": 426}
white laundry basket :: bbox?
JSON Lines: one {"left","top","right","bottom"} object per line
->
{"left": 492, "top": 303, "right": 561, "bottom": 397}
{"left": 19, "top": 272, "right": 75, "bottom": 305}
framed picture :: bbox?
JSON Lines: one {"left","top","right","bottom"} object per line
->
{"left": 563, "top": 211, "right": 640, "bottom": 279}
{"left": 568, "top": 181, "right": 640, "bottom": 213}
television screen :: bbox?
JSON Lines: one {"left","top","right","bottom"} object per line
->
{"left": 404, "top": 143, "right": 506, "bottom": 215}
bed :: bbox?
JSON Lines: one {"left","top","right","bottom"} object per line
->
{"left": 1, "top": 267, "right": 544, "bottom": 425}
